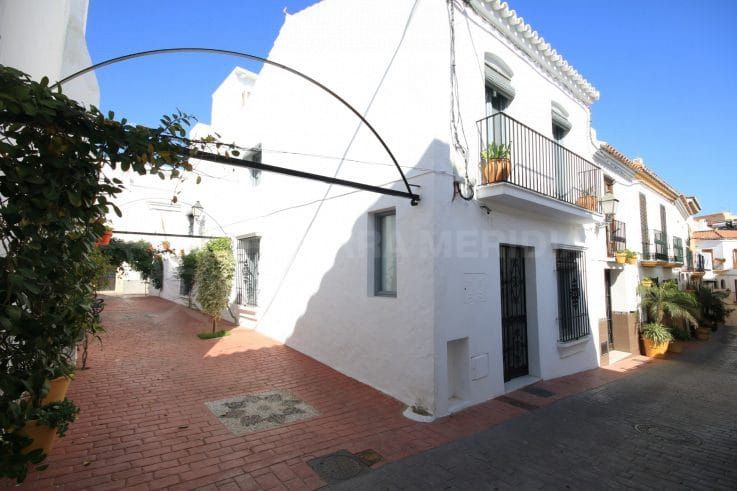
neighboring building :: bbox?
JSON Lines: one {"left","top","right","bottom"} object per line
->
{"left": 692, "top": 217, "right": 737, "bottom": 325}
{"left": 123, "top": 0, "right": 702, "bottom": 417}
{"left": 0, "top": 0, "right": 99, "bottom": 106}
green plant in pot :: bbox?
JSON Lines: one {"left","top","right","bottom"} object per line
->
{"left": 694, "top": 285, "right": 733, "bottom": 333}
{"left": 668, "top": 325, "right": 691, "bottom": 353}
{"left": 614, "top": 249, "right": 627, "bottom": 264}
{"left": 639, "top": 282, "right": 698, "bottom": 356}
{"left": 480, "top": 142, "right": 511, "bottom": 184}
{"left": 640, "top": 322, "right": 674, "bottom": 357}
{"left": 624, "top": 249, "right": 638, "bottom": 265}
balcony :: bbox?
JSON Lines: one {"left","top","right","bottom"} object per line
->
{"left": 641, "top": 231, "right": 685, "bottom": 268}
{"left": 606, "top": 219, "right": 626, "bottom": 257}
{"left": 476, "top": 113, "right": 602, "bottom": 223}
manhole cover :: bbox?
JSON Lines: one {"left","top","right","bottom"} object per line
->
{"left": 307, "top": 450, "right": 370, "bottom": 483}
{"left": 634, "top": 424, "right": 702, "bottom": 446}
{"left": 355, "top": 448, "right": 383, "bottom": 466}
{"left": 497, "top": 395, "right": 539, "bottom": 411}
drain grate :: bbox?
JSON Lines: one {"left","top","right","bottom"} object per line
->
{"left": 498, "top": 395, "right": 539, "bottom": 411}
{"left": 634, "top": 424, "right": 703, "bottom": 446}
{"left": 521, "top": 386, "right": 556, "bottom": 398}
{"left": 307, "top": 450, "right": 370, "bottom": 484}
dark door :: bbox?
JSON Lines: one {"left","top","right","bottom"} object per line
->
{"left": 500, "top": 245, "right": 529, "bottom": 382}
{"left": 604, "top": 270, "right": 613, "bottom": 345}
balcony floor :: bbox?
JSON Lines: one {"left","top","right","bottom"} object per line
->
{"left": 476, "top": 182, "right": 602, "bottom": 224}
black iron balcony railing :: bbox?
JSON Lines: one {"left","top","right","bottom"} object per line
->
{"left": 642, "top": 229, "right": 669, "bottom": 262}
{"left": 477, "top": 113, "right": 602, "bottom": 212}
{"left": 607, "top": 219, "right": 626, "bottom": 257}
{"left": 672, "top": 236, "right": 684, "bottom": 264}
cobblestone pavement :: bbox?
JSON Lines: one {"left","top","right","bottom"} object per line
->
{"left": 336, "top": 327, "right": 737, "bottom": 490}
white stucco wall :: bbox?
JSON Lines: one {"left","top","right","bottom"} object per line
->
{"left": 0, "top": 0, "right": 99, "bottom": 106}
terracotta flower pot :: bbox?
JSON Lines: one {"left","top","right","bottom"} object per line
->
{"left": 642, "top": 338, "right": 669, "bottom": 358}
{"left": 481, "top": 158, "right": 511, "bottom": 184}
{"left": 575, "top": 195, "right": 597, "bottom": 211}
{"left": 42, "top": 376, "right": 71, "bottom": 405}
{"left": 20, "top": 420, "right": 57, "bottom": 455}
{"left": 615, "top": 253, "right": 627, "bottom": 264}
{"left": 668, "top": 340, "right": 683, "bottom": 353}
{"left": 696, "top": 327, "right": 711, "bottom": 341}
{"left": 626, "top": 257, "right": 638, "bottom": 265}
{"left": 641, "top": 278, "right": 653, "bottom": 288}
{"left": 96, "top": 230, "right": 113, "bottom": 246}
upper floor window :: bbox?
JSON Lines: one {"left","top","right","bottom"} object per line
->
{"left": 551, "top": 101, "right": 571, "bottom": 140}
{"left": 484, "top": 53, "right": 515, "bottom": 114}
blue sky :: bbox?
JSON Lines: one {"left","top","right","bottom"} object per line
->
{"left": 87, "top": 0, "right": 736, "bottom": 214}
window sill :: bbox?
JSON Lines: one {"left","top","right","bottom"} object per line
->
{"left": 373, "top": 292, "right": 397, "bottom": 298}
{"left": 557, "top": 335, "right": 591, "bottom": 359}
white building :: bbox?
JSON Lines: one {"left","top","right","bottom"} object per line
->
{"left": 0, "top": 0, "right": 99, "bottom": 107}
{"left": 125, "top": 0, "right": 701, "bottom": 417}
{"left": 692, "top": 212, "right": 737, "bottom": 325}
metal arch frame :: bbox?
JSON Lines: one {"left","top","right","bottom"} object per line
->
{"left": 54, "top": 47, "right": 420, "bottom": 205}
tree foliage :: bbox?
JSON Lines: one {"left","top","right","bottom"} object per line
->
{"left": 0, "top": 65, "right": 194, "bottom": 481}
{"left": 176, "top": 249, "right": 201, "bottom": 307}
{"left": 100, "top": 239, "right": 164, "bottom": 289}
{"left": 639, "top": 281, "right": 698, "bottom": 327}
{"left": 195, "top": 239, "right": 235, "bottom": 332}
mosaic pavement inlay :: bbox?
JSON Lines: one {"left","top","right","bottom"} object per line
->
{"left": 205, "top": 390, "right": 318, "bottom": 435}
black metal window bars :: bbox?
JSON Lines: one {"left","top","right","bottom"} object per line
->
{"left": 607, "top": 219, "right": 626, "bottom": 257}
{"left": 477, "top": 112, "right": 602, "bottom": 212}
{"left": 555, "top": 249, "right": 591, "bottom": 343}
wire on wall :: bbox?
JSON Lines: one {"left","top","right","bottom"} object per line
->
{"left": 448, "top": 0, "right": 474, "bottom": 200}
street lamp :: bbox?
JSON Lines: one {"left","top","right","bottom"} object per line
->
{"left": 188, "top": 201, "right": 204, "bottom": 236}
{"left": 600, "top": 192, "right": 619, "bottom": 222}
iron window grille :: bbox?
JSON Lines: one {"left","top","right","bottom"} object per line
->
{"left": 606, "top": 219, "right": 626, "bottom": 257}
{"left": 555, "top": 249, "right": 591, "bottom": 342}
{"left": 236, "top": 237, "right": 260, "bottom": 306}
{"left": 653, "top": 230, "right": 669, "bottom": 261}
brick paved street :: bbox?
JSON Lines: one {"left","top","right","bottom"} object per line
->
{"left": 8, "top": 295, "right": 656, "bottom": 490}
{"left": 336, "top": 326, "right": 737, "bottom": 490}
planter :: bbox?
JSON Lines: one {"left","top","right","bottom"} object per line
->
{"left": 615, "top": 253, "right": 627, "bottom": 264}
{"left": 668, "top": 340, "right": 683, "bottom": 353}
{"left": 42, "top": 376, "right": 71, "bottom": 405}
{"left": 96, "top": 230, "right": 113, "bottom": 246}
{"left": 642, "top": 338, "right": 669, "bottom": 358}
{"left": 575, "top": 194, "right": 597, "bottom": 211}
{"left": 19, "top": 421, "right": 57, "bottom": 455}
{"left": 481, "top": 158, "right": 511, "bottom": 184}
{"left": 626, "top": 257, "right": 638, "bottom": 265}
{"left": 641, "top": 278, "right": 653, "bottom": 288}
{"left": 696, "top": 327, "right": 711, "bottom": 341}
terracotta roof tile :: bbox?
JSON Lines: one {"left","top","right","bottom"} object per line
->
{"left": 693, "top": 230, "right": 737, "bottom": 240}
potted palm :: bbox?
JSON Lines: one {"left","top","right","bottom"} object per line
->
{"left": 694, "top": 286, "right": 733, "bottom": 336}
{"left": 480, "top": 142, "right": 511, "bottom": 184}
{"left": 639, "top": 281, "right": 698, "bottom": 356}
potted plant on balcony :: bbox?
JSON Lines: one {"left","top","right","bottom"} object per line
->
{"left": 625, "top": 249, "right": 638, "bottom": 265}
{"left": 480, "top": 142, "right": 511, "bottom": 184}
{"left": 575, "top": 187, "right": 598, "bottom": 211}
{"left": 614, "top": 250, "right": 627, "bottom": 264}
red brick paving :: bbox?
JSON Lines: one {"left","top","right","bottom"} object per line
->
{"left": 8, "top": 295, "right": 662, "bottom": 490}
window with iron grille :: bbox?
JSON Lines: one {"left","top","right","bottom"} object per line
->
{"left": 235, "top": 237, "right": 260, "bottom": 306}
{"left": 555, "top": 249, "right": 591, "bottom": 342}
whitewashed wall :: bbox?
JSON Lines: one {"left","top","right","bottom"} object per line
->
{"left": 0, "top": 0, "right": 99, "bottom": 106}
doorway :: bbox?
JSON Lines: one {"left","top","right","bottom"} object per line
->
{"left": 500, "top": 245, "right": 529, "bottom": 382}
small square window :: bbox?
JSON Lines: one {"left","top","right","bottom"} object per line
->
{"left": 373, "top": 211, "right": 397, "bottom": 296}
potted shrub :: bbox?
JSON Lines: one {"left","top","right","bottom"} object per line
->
{"left": 480, "top": 142, "right": 511, "bottom": 184}
{"left": 625, "top": 249, "right": 638, "bottom": 265}
{"left": 668, "top": 326, "right": 691, "bottom": 353}
{"left": 640, "top": 322, "right": 673, "bottom": 357}
{"left": 96, "top": 225, "right": 113, "bottom": 246}
{"left": 694, "top": 285, "right": 733, "bottom": 333}
{"left": 17, "top": 400, "right": 79, "bottom": 455}
{"left": 575, "top": 188, "right": 598, "bottom": 211}
{"left": 640, "top": 277, "right": 653, "bottom": 288}
{"left": 614, "top": 250, "right": 627, "bottom": 264}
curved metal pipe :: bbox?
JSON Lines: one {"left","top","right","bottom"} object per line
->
{"left": 54, "top": 47, "right": 418, "bottom": 204}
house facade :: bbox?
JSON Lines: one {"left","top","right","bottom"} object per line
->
{"left": 692, "top": 214, "right": 737, "bottom": 326}
{"left": 123, "top": 0, "right": 701, "bottom": 418}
